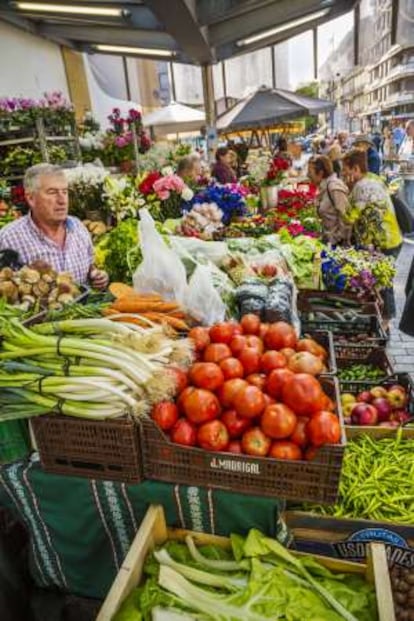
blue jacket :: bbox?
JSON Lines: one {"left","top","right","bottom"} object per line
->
{"left": 367, "top": 147, "right": 381, "bottom": 175}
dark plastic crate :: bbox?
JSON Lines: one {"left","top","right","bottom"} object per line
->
{"left": 337, "top": 349, "right": 395, "bottom": 393}
{"left": 32, "top": 415, "right": 142, "bottom": 483}
{"left": 141, "top": 378, "right": 345, "bottom": 505}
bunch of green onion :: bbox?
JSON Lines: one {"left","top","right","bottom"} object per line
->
{"left": 0, "top": 318, "right": 193, "bottom": 421}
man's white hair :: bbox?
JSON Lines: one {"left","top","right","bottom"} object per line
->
{"left": 23, "top": 163, "right": 66, "bottom": 194}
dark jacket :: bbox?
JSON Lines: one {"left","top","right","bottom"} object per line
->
{"left": 367, "top": 147, "right": 381, "bottom": 175}
{"left": 211, "top": 162, "right": 237, "bottom": 184}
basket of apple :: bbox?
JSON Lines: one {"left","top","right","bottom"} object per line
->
{"left": 341, "top": 373, "right": 414, "bottom": 439}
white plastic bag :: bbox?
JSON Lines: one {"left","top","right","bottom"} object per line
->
{"left": 185, "top": 264, "right": 226, "bottom": 326}
{"left": 133, "top": 209, "right": 188, "bottom": 303}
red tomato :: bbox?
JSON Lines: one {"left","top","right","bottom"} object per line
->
{"left": 241, "top": 427, "right": 271, "bottom": 456}
{"left": 280, "top": 347, "right": 296, "bottom": 361}
{"left": 269, "top": 441, "right": 302, "bottom": 460}
{"left": 177, "top": 386, "right": 196, "bottom": 413}
{"left": 296, "top": 338, "right": 327, "bottom": 360}
{"left": 209, "top": 322, "right": 236, "bottom": 345}
{"left": 262, "top": 393, "right": 276, "bottom": 408}
{"left": 164, "top": 367, "right": 188, "bottom": 395}
{"left": 261, "top": 404, "right": 297, "bottom": 439}
{"left": 281, "top": 373, "right": 324, "bottom": 416}
{"left": 197, "top": 420, "right": 229, "bottom": 451}
{"left": 265, "top": 368, "right": 294, "bottom": 399}
{"left": 233, "top": 385, "right": 265, "bottom": 419}
{"left": 290, "top": 417, "right": 310, "bottom": 448}
{"left": 221, "top": 409, "right": 252, "bottom": 438}
{"left": 260, "top": 350, "right": 287, "bottom": 374}
{"left": 203, "top": 343, "right": 232, "bottom": 364}
{"left": 319, "top": 393, "right": 336, "bottom": 412}
{"left": 238, "top": 348, "right": 261, "bottom": 375}
{"left": 259, "top": 323, "right": 269, "bottom": 339}
{"left": 182, "top": 388, "right": 221, "bottom": 424}
{"left": 170, "top": 418, "right": 197, "bottom": 446}
{"left": 216, "top": 378, "right": 247, "bottom": 408}
{"left": 245, "top": 335, "right": 264, "bottom": 354}
{"left": 189, "top": 362, "right": 224, "bottom": 391}
{"left": 188, "top": 327, "right": 210, "bottom": 352}
{"left": 227, "top": 440, "right": 242, "bottom": 454}
{"left": 230, "top": 322, "right": 243, "bottom": 336}
{"left": 307, "top": 411, "right": 341, "bottom": 447}
{"left": 219, "top": 357, "right": 244, "bottom": 380}
{"left": 246, "top": 373, "right": 266, "bottom": 390}
{"left": 151, "top": 401, "right": 179, "bottom": 431}
{"left": 288, "top": 352, "right": 324, "bottom": 376}
{"left": 229, "top": 335, "right": 247, "bottom": 356}
{"left": 264, "top": 322, "right": 297, "bottom": 350}
{"left": 240, "top": 313, "right": 261, "bottom": 335}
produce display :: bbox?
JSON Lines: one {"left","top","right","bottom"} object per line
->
{"left": 307, "top": 432, "right": 414, "bottom": 524}
{"left": 0, "top": 262, "right": 81, "bottom": 311}
{"left": 341, "top": 382, "right": 411, "bottom": 426}
{"left": 390, "top": 566, "right": 414, "bottom": 621}
{"left": 150, "top": 318, "right": 341, "bottom": 461}
{"left": 114, "top": 529, "right": 377, "bottom": 621}
{"left": 338, "top": 364, "right": 387, "bottom": 383}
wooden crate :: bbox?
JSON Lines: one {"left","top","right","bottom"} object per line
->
{"left": 97, "top": 504, "right": 395, "bottom": 621}
{"left": 346, "top": 425, "right": 414, "bottom": 440}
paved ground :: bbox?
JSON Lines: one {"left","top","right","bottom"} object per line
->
{"left": 387, "top": 241, "right": 414, "bottom": 374}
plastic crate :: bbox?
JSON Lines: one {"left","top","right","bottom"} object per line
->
{"left": 337, "top": 349, "right": 395, "bottom": 393}
{"left": 297, "top": 288, "right": 383, "bottom": 310}
{"left": 300, "top": 311, "right": 386, "bottom": 340}
{"left": 32, "top": 415, "right": 142, "bottom": 483}
{"left": 141, "top": 378, "right": 345, "bottom": 505}
{"left": 301, "top": 330, "right": 336, "bottom": 375}
{"left": 333, "top": 336, "right": 388, "bottom": 360}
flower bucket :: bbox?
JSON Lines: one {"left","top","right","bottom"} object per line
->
{"left": 260, "top": 186, "right": 278, "bottom": 211}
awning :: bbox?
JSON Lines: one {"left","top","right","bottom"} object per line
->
{"left": 143, "top": 101, "right": 205, "bottom": 136}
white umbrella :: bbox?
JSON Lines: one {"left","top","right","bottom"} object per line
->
{"left": 143, "top": 101, "right": 205, "bottom": 136}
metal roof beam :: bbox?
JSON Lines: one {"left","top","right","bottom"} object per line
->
{"left": 0, "top": 9, "right": 76, "bottom": 48}
{"left": 36, "top": 23, "right": 177, "bottom": 49}
{"left": 145, "top": 0, "right": 214, "bottom": 63}
{"left": 197, "top": 0, "right": 277, "bottom": 27}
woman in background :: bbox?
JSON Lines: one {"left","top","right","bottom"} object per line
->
{"left": 211, "top": 147, "right": 237, "bottom": 184}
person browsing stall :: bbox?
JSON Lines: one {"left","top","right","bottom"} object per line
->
{"left": 0, "top": 164, "right": 108, "bottom": 288}
{"left": 307, "top": 155, "right": 352, "bottom": 245}
{"left": 176, "top": 153, "right": 202, "bottom": 183}
{"left": 352, "top": 135, "right": 381, "bottom": 175}
{"left": 211, "top": 147, "right": 237, "bottom": 184}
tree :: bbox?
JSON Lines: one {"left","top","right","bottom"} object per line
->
{"left": 295, "top": 82, "right": 320, "bottom": 133}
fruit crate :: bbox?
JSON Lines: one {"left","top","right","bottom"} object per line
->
{"left": 300, "top": 309, "right": 386, "bottom": 340}
{"left": 301, "top": 330, "right": 336, "bottom": 375}
{"left": 343, "top": 373, "right": 414, "bottom": 440}
{"left": 333, "top": 335, "right": 388, "bottom": 360}
{"left": 32, "top": 414, "right": 142, "bottom": 483}
{"left": 297, "top": 288, "right": 383, "bottom": 311}
{"left": 337, "top": 349, "right": 395, "bottom": 393}
{"left": 141, "top": 378, "right": 345, "bottom": 505}
{"left": 97, "top": 504, "right": 395, "bottom": 621}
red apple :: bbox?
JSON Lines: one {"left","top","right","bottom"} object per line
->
{"left": 356, "top": 391, "right": 373, "bottom": 403}
{"left": 387, "top": 388, "right": 407, "bottom": 409}
{"left": 390, "top": 410, "right": 411, "bottom": 424}
{"left": 371, "top": 398, "right": 392, "bottom": 422}
{"left": 370, "top": 386, "right": 388, "bottom": 399}
{"left": 351, "top": 403, "right": 378, "bottom": 426}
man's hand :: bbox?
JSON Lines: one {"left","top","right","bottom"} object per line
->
{"left": 89, "top": 267, "right": 109, "bottom": 290}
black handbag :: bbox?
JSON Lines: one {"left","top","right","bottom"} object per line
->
{"left": 391, "top": 193, "right": 414, "bottom": 235}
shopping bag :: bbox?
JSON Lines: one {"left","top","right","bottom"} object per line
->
{"left": 133, "top": 209, "right": 188, "bottom": 303}
{"left": 186, "top": 264, "right": 226, "bottom": 326}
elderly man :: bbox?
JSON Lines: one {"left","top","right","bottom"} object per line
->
{"left": 0, "top": 163, "right": 108, "bottom": 288}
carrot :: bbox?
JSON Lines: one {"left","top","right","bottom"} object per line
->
{"left": 109, "top": 283, "right": 137, "bottom": 299}
{"left": 110, "top": 299, "right": 166, "bottom": 313}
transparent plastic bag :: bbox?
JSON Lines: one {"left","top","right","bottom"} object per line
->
{"left": 185, "top": 264, "right": 226, "bottom": 326}
{"left": 133, "top": 209, "right": 188, "bottom": 303}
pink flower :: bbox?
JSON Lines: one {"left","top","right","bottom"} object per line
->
{"left": 157, "top": 190, "right": 170, "bottom": 200}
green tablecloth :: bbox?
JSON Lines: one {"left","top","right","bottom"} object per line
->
{"left": 0, "top": 456, "right": 287, "bottom": 599}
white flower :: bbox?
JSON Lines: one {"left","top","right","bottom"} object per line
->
{"left": 161, "top": 166, "right": 174, "bottom": 176}
{"left": 181, "top": 187, "right": 194, "bottom": 201}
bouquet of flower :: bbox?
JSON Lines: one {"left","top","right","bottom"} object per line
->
{"left": 262, "top": 157, "right": 290, "bottom": 186}
{"left": 65, "top": 165, "right": 110, "bottom": 219}
{"left": 152, "top": 173, "right": 194, "bottom": 219}
{"left": 106, "top": 108, "right": 151, "bottom": 158}
{"left": 321, "top": 247, "right": 396, "bottom": 294}
{"left": 190, "top": 183, "right": 246, "bottom": 225}
{"left": 103, "top": 175, "right": 142, "bottom": 221}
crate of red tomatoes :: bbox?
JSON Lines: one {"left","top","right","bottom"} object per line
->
{"left": 141, "top": 315, "right": 346, "bottom": 504}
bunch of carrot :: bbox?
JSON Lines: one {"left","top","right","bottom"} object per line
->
{"left": 104, "top": 283, "right": 191, "bottom": 332}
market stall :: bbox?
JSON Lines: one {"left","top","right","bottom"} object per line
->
{"left": 0, "top": 121, "right": 409, "bottom": 621}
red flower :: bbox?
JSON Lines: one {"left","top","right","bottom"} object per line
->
{"left": 138, "top": 171, "right": 161, "bottom": 195}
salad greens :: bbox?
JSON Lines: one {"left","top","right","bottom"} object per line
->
{"left": 114, "top": 530, "right": 377, "bottom": 621}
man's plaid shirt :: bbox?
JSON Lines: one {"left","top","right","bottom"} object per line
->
{"left": 0, "top": 213, "right": 93, "bottom": 284}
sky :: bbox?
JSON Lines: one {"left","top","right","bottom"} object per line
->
{"left": 288, "top": 11, "right": 354, "bottom": 88}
